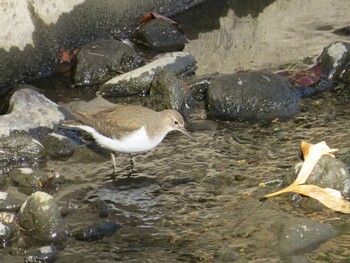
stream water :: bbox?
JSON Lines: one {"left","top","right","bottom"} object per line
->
{"left": 8, "top": 0, "right": 350, "bottom": 262}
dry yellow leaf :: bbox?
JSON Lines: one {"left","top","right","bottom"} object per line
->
{"left": 264, "top": 141, "right": 350, "bottom": 213}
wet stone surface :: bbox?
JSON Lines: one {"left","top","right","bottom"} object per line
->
{"left": 73, "top": 39, "right": 144, "bottom": 86}
{"left": 207, "top": 71, "right": 300, "bottom": 121}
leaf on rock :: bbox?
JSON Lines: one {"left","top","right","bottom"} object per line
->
{"left": 264, "top": 141, "right": 350, "bottom": 213}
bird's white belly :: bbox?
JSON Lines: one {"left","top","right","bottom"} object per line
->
{"left": 80, "top": 125, "right": 164, "bottom": 154}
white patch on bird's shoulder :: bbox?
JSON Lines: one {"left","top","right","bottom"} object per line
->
{"left": 79, "top": 125, "right": 166, "bottom": 154}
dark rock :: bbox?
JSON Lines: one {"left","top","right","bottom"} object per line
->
{"left": 98, "top": 52, "right": 196, "bottom": 97}
{"left": 72, "top": 220, "right": 122, "bottom": 241}
{"left": 9, "top": 168, "right": 58, "bottom": 189}
{"left": 333, "top": 26, "right": 350, "bottom": 36}
{"left": 42, "top": 132, "right": 78, "bottom": 158}
{"left": 0, "top": 86, "right": 65, "bottom": 137}
{"left": 185, "top": 73, "right": 218, "bottom": 101}
{"left": 74, "top": 39, "right": 144, "bottom": 86}
{"left": 58, "top": 202, "right": 78, "bottom": 218}
{"left": 273, "top": 216, "right": 337, "bottom": 255}
{"left": 17, "top": 191, "right": 68, "bottom": 245}
{"left": 24, "top": 245, "right": 59, "bottom": 263}
{"left": 130, "top": 18, "right": 188, "bottom": 52}
{"left": 207, "top": 71, "right": 300, "bottom": 121}
{"left": 317, "top": 41, "right": 350, "bottom": 82}
{"left": 148, "top": 70, "right": 195, "bottom": 113}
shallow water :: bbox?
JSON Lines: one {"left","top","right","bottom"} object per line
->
{"left": 4, "top": 0, "right": 350, "bottom": 262}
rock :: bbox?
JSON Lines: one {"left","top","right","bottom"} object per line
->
{"left": 0, "top": 134, "right": 45, "bottom": 160}
{"left": 74, "top": 39, "right": 144, "bottom": 86}
{"left": 0, "top": 212, "right": 17, "bottom": 246}
{"left": 98, "top": 52, "right": 196, "bottom": 97}
{"left": 217, "top": 245, "right": 240, "bottom": 262}
{"left": 283, "top": 155, "right": 350, "bottom": 211}
{"left": 0, "top": 192, "right": 22, "bottom": 212}
{"left": 72, "top": 220, "right": 122, "bottom": 241}
{"left": 9, "top": 168, "right": 58, "bottom": 189}
{"left": 17, "top": 191, "right": 68, "bottom": 244}
{"left": 24, "top": 245, "right": 59, "bottom": 263}
{"left": 317, "top": 41, "right": 350, "bottom": 81}
{"left": 130, "top": 17, "right": 188, "bottom": 52}
{"left": 333, "top": 26, "right": 350, "bottom": 37}
{"left": 207, "top": 71, "right": 300, "bottom": 121}
{"left": 0, "top": 86, "right": 66, "bottom": 137}
{"left": 185, "top": 73, "right": 218, "bottom": 101}
{"left": 273, "top": 216, "right": 337, "bottom": 255}
{"left": 0, "top": 174, "right": 10, "bottom": 190}
{"left": 0, "top": 221, "right": 16, "bottom": 245}
{"left": 148, "top": 70, "right": 195, "bottom": 113}
{"left": 0, "top": 134, "right": 46, "bottom": 174}
{"left": 42, "top": 132, "right": 78, "bottom": 158}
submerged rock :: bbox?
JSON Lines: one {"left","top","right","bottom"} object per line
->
{"left": 0, "top": 86, "right": 65, "bottom": 137}
{"left": 72, "top": 220, "right": 122, "bottom": 241}
{"left": 130, "top": 17, "right": 188, "bottom": 52}
{"left": 0, "top": 192, "right": 22, "bottom": 212}
{"left": 207, "top": 71, "right": 300, "bottom": 121}
{"left": 9, "top": 168, "right": 58, "bottom": 189}
{"left": 24, "top": 245, "right": 59, "bottom": 263}
{"left": 74, "top": 39, "right": 144, "bottom": 86}
{"left": 148, "top": 70, "right": 195, "bottom": 113}
{"left": 0, "top": 134, "right": 45, "bottom": 160}
{"left": 98, "top": 52, "right": 196, "bottom": 97}
{"left": 42, "top": 132, "right": 78, "bottom": 158}
{"left": 17, "top": 191, "right": 68, "bottom": 245}
{"left": 273, "top": 216, "right": 337, "bottom": 255}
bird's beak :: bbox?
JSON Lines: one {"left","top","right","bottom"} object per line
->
{"left": 178, "top": 127, "right": 195, "bottom": 141}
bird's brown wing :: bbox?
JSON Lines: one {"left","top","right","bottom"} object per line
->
{"left": 67, "top": 106, "right": 154, "bottom": 139}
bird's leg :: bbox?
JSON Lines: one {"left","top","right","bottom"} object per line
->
{"left": 129, "top": 154, "right": 134, "bottom": 171}
{"left": 125, "top": 154, "right": 134, "bottom": 176}
{"left": 110, "top": 152, "right": 117, "bottom": 173}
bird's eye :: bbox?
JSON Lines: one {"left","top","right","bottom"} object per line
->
{"left": 174, "top": 120, "right": 179, "bottom": 125}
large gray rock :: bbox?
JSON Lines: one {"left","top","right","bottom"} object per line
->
{"left": 98, "top": 52, "right": 196, "bottom": 97}
{"left": 74, "top": 39, "right": 144, "bottom": 86}
{"left": 0, "top": 86, "right": 65, "bottom": 136}
{"left": 207, "top": 71, "right": 300, "bottom": 121}
{"left": 17, "top": 191, "right": 68, "bottom": 244}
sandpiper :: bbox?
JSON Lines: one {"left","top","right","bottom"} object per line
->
{"left": 63, "top": 105, "right": 193, "bottom": 173}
